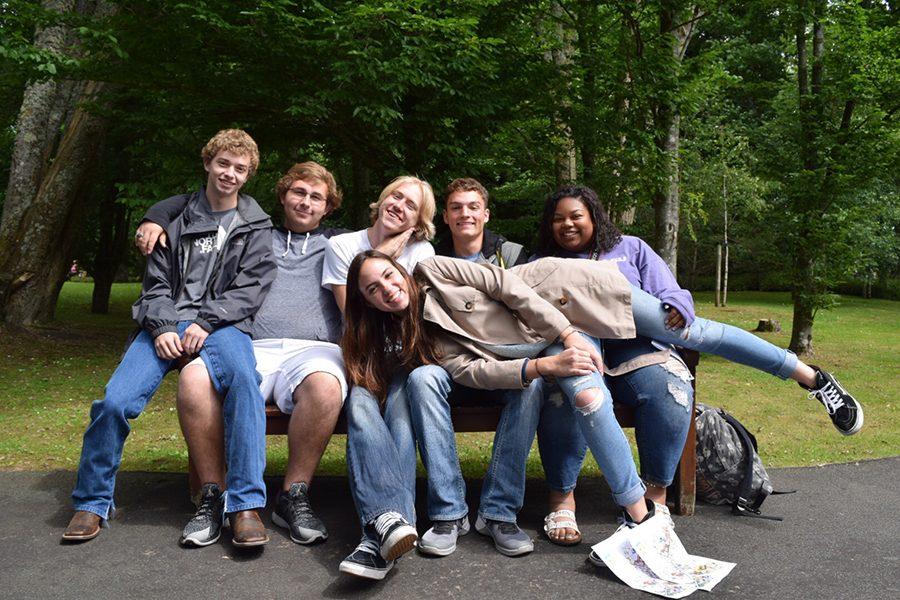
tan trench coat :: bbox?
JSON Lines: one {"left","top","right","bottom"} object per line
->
{"left": 414, "top": 256, "right": 642, "bottom": 390}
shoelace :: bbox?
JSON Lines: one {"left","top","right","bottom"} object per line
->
{"left": 193, "top": 492, "right": 220, "bottom": 522}
{"left": 373, "top": 511, "right": 405, "bottom": 538}
{"left": 287, "top": 492, "right": 315, "bottom": 523}
{"left": 431, "top": 520, "right": 459, "bottom": 535}
{"left": 809, "top": 382, "right": 845, "bottom": 415}
{"left": 354, "top": 537, "right": 381, "bottom": 557}
{"left": 495, "top": 521, "right": 520, "bottom": 535}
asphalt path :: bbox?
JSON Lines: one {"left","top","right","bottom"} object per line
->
{"left": 1, "top": 457, "right": 897, "bottom": 599}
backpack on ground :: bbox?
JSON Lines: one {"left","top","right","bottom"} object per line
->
{"left": 695, "top": 402, "right": 794, "bottom": 521}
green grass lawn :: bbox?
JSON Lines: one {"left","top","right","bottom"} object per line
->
{"left": 0, "top": 282, "right": 897, "bottom": 478}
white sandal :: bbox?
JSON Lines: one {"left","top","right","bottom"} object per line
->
{"left": 543, "top": 509, "right": 582, "bottom": 546}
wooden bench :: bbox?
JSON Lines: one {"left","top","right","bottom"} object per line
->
{"left": 189, "top": 350, "right": 699, "bottom": 516}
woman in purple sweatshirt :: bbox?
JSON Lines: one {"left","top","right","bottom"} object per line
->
{"left": 532, "top": 185, "right": 861, "bottom": 546}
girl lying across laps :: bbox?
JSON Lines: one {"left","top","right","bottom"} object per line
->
{"left": 341, "top": 250, "right": 863, "bottom": 562}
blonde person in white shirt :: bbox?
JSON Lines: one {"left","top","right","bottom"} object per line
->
{"left": 322, "top": 175, "right": 436, "bottom": 312}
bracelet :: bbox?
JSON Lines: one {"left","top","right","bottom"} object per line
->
{"left": 559, "top": 329, "right": 576, "bottom": 343}
{"left": 535, "top": 357, "right": 544, "bottom": 377}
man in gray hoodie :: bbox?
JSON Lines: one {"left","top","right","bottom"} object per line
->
{"left": 64, "top": 130, "right": 277, "bottom": 547}
{"left": 136, "top": 161, "right": 347, "bottom": 548}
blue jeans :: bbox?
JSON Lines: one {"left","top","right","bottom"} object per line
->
{"left": 539, "top": 285, "right": 797, "bottom": 494}
{"left": 539, "top": 359, "right": 694, "bottom": 491}
{"left": 541, "top": 338, "right": 647, "bottom": 507}
{"left": 72, "top": 323, "right": 266, "bottom": 518}
{"left": 630, "top": 286, "right": 797, "bottom": 378}
{"left": 345, "top": 379, "right": 417, "bottom": 528}
{"left": 405, "top": 365, "right": 544, "bottom": 524}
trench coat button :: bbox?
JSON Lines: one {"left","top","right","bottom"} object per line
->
{"left": 465, "top": 301, "right": 474, "bottom": 310}
{"left": 559, "top": 296, "right": 569, "bottom": 306}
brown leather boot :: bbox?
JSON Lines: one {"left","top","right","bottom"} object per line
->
{"left": 62, "top": 511, "right": 102, "bottom": 542}
{"left": 231, "top": 510, "right": 269, "bottom": 547}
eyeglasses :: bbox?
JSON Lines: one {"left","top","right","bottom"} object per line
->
{"left": 288, "top": 187, "right": 327, "bottom": 204}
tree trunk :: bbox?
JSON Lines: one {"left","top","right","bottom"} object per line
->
{"left": 715, "top": 243, "right": 721, "bottom": 307}
{"left": 548, "top": 2, "right": 577, "bottom": 185}
{"left": 789, "top": 287, "right": 815, "bottom": 355}
{"left": 0, "top": 0, "right": 114, "bottom": 326}
{"left": 652, "top": 107, "right": 681, "bottom": 272}
{"left": 722, "top": 172, "right": 729, "bottom": 306}
{"left": 788, "top": 0, "right": 824, "bottom": 355}
{"left": 91, "top": 193, "right": 129, "bottom": 314}
{"left": 651, "top": 5, "right": 701, "bottom": 273}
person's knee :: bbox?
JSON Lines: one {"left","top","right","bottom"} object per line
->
{"left": 91, "top": 394, "right": 132, "bottom": 422}
{"left": 294, "top": 372, "right": 343, "bottom": 410}
{"left": 574, "top": 388, "right": 605, "bottom": 415}
{"left": 406, "top": 364, "right": 450, "bottom": 394}
{"left": 680, "top": 317, "right": 724, "bottom": 347}
{"left": 177, "top": 364, "right": 218, "bottom": 414}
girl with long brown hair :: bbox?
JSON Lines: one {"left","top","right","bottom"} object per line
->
{"left": 340, "top": 249, "right": 862, "bottom": 571}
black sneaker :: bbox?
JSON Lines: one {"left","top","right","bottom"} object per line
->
{"left": 371, "top": 511, "right": 417, "bottom": 561}
{"left": 339, "top": 537, "right": 394, "bottom": 580}
{"left": 180, "top": 483, "right": 225, "bottom": 547}
{"left": 805, "top": 368, "right": 864, "bottom": 435}
{"left": 272, "top": 482, "right": 328, "bottom": 544}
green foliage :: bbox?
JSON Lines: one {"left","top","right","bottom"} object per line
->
{"left": 1, "top": 0, "right": 896, "bottom": 299}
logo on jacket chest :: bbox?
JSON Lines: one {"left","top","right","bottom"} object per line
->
{"left": 194, "top": 234, "right": 217, "bottom": 254}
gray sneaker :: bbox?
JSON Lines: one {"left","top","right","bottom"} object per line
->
{"left": 419, "top": 516, "right": 470, "bottom": 556}
{"left": 474, "top": 515, "right": 533, "bottom": 556}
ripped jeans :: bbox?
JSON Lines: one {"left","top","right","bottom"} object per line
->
{"left": 539, "top": 347, "right": 694, "bottom": 491}
{"left": 540, "top": 338, "right": 647, "bottom": 508}
{"left": 539, "top": 284, "right": 797, "bottom": 493}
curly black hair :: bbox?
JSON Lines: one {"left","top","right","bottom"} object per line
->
{"left": 535, "top": 185, "right": 623, "bottom": 257}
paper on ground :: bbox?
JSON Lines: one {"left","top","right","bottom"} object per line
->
{"left": 590, "top": 505, "right": 735, "bottom": 598}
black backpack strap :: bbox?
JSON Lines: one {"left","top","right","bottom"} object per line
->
{"left": 721, "top": 411, "right": 783, "bottom": 521}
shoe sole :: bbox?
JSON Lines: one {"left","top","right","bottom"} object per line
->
{"left": 380, "top": 527, "right": 418, "bottom": 561}
{"left": 61, "top": 529, "right": 101, "bottom": 542}
{"left": 180, "top": 530, "right": 221, "bottom": 547}
{"left": 271, "top": 512, "right": 328, "bottom": 544}
{"left": 339, "top": 560, "right": 390, "bottom": 580}
{"left": 231, "top": 534, "right": 270, "bottom": 548}
{"left": 417, "top": 541, "right": 456, "bottom": 556}
{"left": 837, "top": 408, "right": 864, "bottom": 436}
{"left": 474, "top": 520, "right": 534, "bottom": 557}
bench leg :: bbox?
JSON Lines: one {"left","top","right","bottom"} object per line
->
{"left": 668, "top": 405, "right": 697, "bottom": 516}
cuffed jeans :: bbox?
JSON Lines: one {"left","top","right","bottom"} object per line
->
{"left": 345, "top": 379, "right": 417, "bottom": 529}
{"left": 405, "top": 365, "right": 544, "bottom": 524}
{"left": 72, "top": 323, "right": 266, "bottom": 519}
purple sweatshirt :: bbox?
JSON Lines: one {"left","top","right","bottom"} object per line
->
{"left": 543, "top": 235, "right": 696, "bottom": 326}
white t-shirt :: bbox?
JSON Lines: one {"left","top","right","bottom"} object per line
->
{"left": 321, "top": 228, "right": 435, "bottom": 288}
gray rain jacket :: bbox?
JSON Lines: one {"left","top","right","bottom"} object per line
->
{"left": 132, "top": 189, "right": 276, "bottom": 337}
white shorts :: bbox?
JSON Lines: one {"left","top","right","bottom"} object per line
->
{"left": 187, "top": 338, "right": 348, "bottom": 415}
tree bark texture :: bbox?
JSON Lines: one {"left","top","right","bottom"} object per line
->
{"left": 651, "top": 5, "right": 701, "bottom": 274}
{"left": 0, "top": 0, "right": 114, "bottom": 326}
{"left": 91, "top": 192, "right": 129, "bottom": 314}
{"left": 547, "top": 2, "right": 577, "bottom": 186}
